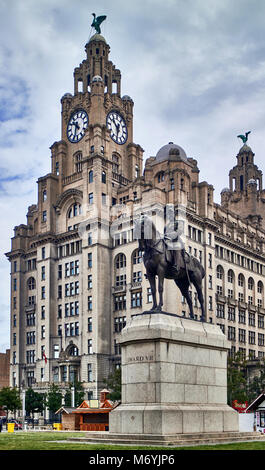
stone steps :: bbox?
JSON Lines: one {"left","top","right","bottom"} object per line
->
{"left": 67, "top": 431, "right": 265, "bottom": 447}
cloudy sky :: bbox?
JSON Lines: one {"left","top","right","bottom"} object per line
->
{"left": 1, "top": 0, "right": 265, "bottom": 351}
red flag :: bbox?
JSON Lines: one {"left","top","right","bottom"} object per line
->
{"left": 42, "top": 351, "right": 47, "bottom": 364}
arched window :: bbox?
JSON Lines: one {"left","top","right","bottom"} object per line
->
{"left": 180, "top": 178, "right": 184, "bottom": 190}
{"left": 102, "top": 171, "right": 106, "bottom": 183}
{"left": 216, "top": 265, "right": 224, "bottom": 280}
{"left": 227, "top": 269, "right": 234, "bottom": 283}
{"left": 89, "top": 170, "right": 93, "bottom": 183}
{"left": 74, "top": 152, "right": 82, "bottom": 173}
{"left": 238, "top": 273, "right": 245, "bottom": 287}
{"left": 68, "top": 203, "right": 82, "bottom": 218}
{"left": 248, "top": 277, "right": 254, "bottom": 290}
{"left": 112, "top": 154, "right": 119, "bottom": 173}
{"left": 258, "top": 281, "right": 263, "bottom": 294}
{"left": 135, "top": 165, "right": 140, "bottom": 179}
{"left": 28, "top": 277, "right": 36, "bottom": 290}
{"left": 157, "top": 171, "right": 165, "bottom": 183}
{"left": 115, "top": 253, "right": 126, "bottom": 269}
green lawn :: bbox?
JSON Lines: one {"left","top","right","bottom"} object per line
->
{"left": 0, "top": 431, "right": 265, "bottom": 450}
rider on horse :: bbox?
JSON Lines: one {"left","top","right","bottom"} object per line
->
{"left": 163, "top": 219, "right": 187, "bottom": 276}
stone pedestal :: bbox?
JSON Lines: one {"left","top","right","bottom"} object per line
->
{"left": 109, "top": 312, "right": 238, "bottom": 435}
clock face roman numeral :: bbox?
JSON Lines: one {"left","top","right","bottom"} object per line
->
{"left": 67, "top": 109, "right": 88, "bottom": 143}
{"left": 106, "top": 111, "right": 127, "bottom": 145}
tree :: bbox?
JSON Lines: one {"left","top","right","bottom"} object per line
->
{"left": 46, "top": 384, "right": 62, "bottom": 415}
{"left": 227, "top": 352, "right": 248, "bottom": 406}
{"left": 103, "top": 368, "right": 121, "bottom": 401}
{"left": 246, "top": 358, "right": 265, "bottom": 403}
{"left": 25, "top": 388, "right": 45, "bottom": 422}
{"left": 0, "top": 387, "right": 21, "bottom": 422}
{"left": 64, "top": 382, "right": 85, "bottom": 407}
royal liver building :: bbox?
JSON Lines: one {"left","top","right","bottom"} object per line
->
{"left": 6, "top": 29, "right": 265, "bottom": 399}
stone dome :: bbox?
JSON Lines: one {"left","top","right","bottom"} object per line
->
{"left": 239, "top": 144, "right": 252, "bottom": 153}
{"left": 92, "top": 75, "right": 103, "bottom": 82}
{"left": 221, "top": 187, "right": 231, "bottom": 193}
{"left": 156, "top": 142, "right": 187, "bottom": 163}
{"left": 61, "top": 93, "right": 73, "bottom": 99}
{"left": 248, "top": 178, "right": 256, "bottom": 184}
{"left": 88, "top": 33, "right": 106, "bottom": 44}
{"left": 122, "top": 95, "right": 133, "bottom": 102}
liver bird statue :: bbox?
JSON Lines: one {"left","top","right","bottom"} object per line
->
{"left": 237, "top": 131, "right": 251, "bottom": 144}
{"left": 91, "top": 13, "right": 107, "bottom": 34}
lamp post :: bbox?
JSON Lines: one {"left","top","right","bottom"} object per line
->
{"left": 21, "top": 389, "right": 26, "bottom": 431}
{"left": 71, "top": 386, "right": 75, "bottom": 408}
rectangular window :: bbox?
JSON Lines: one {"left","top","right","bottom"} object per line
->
{"left": 41, "top": 306, "right": 45, "bottom": 319}
{"left": 42, "top": 211, "right": 47, "bottom": 222}
{"left": 238, "top": 309, "right": 246, "bottom": 324}
{"left": 65, "top": 303, "right": 69, "bottom": 317}
{"left": 88, "top": 364, "right": 92, "bottom": 382}
{"left": 216, "top": 303, "right": 225, "bottom": 318}
{"left": 228, "top": 326, "right": 236, "bottom": 341}
{"left": 88, "top": 274, "right": 92, "bottom": 289}
{"left": 58, "top": 265, "right": 62, "bottom": 279}
{"left": 88, "top": 253, "right": 92, "bottom": 268}
{"left": 88, "top": 317, "right": 92, "bottom": 332}
{"left": 65, "top": 263, "right": 70, "bottom": 277}
{"left": 75, "top": 260, "right": 79, "bottom": 275}
{"left": 132, "top": 271, "right": 142, "bottom": 283}
{"left": 88, "top": 296, "right": 92, "bottom": 311}
{"left": 147, "top": 287, "right": 152, "bottom": 303}
{"left": 58, "top": 304, "right": 62, "bottom": 318}
{"left": 228, "top": 306, "right": 235, "bottom": 322}
{"left": 89, "top": 193, "right": 93, "bottom": 204}
{"left": 248, "top": 312, "right": 256, "bottom": 327}
{"left": 249, "top": 331, "right": 256, "bottom": 345}
{"left": 41, "top": 325, "right": 45, "bottom": 339}
{"left": 258, "top": 333, "right": 265, "bottom": 346}
{"left": 65, "top": 284, "right": 70, "bottom": 297}
{"left": 88, "top": 339, "right": 92, "bottom": 354}
{"left": 41, "top": 266, "right": 45, "bottom": 280}
{"left": 41, "top": 286, "right": 45, "bottom": 299}
{"left": 258, "top": 314, "right": 264, "bottom": 329}
{"left": 114, "top": 294, "right": 126, "bottom": 311}
{"left": 75, "top": 281, "right": 79, "bottom": 295}
{"left": 70, "top": 261, "right": 75, "bottom": 276}
{"left": 70, "top": 282, "right": 74, "bottom": 296}
{"left": 131, "top": 291, "right": 142, "bottom": 308}
{"left": 53, "top": 345, "right": 59, "bottom": 359}
{"left": 238, "top": 328, "right": 246, "bottom": 343}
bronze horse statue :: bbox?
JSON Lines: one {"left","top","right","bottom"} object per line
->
{"left": 135, "top": 215, "right": 206, "bottom": 321}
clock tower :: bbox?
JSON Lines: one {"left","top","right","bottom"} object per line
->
{"left": 51, "top": 32, "right": 143, "bottom": 190}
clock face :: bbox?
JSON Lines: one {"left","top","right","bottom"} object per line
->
{"left": 106, "top": 111, "right": 128, "bottom": 145}
{"left": 67, "top": 109, "right": 88, "bottom": 143}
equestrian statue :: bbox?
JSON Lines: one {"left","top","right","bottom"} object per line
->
{"left": 135, "top": 214, "right": 206, "bottom": 322}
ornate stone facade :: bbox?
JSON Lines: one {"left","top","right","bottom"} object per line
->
{"left": 5, "top": 33, "right": 265, "bottom": 401}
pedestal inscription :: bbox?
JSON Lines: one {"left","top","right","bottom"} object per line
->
{"left": 109, "top": 312, "right": 239, "bottom": 435}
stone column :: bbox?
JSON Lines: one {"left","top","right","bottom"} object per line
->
{"left": 109, "top": 312, "right": 238, "bottom": 435}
